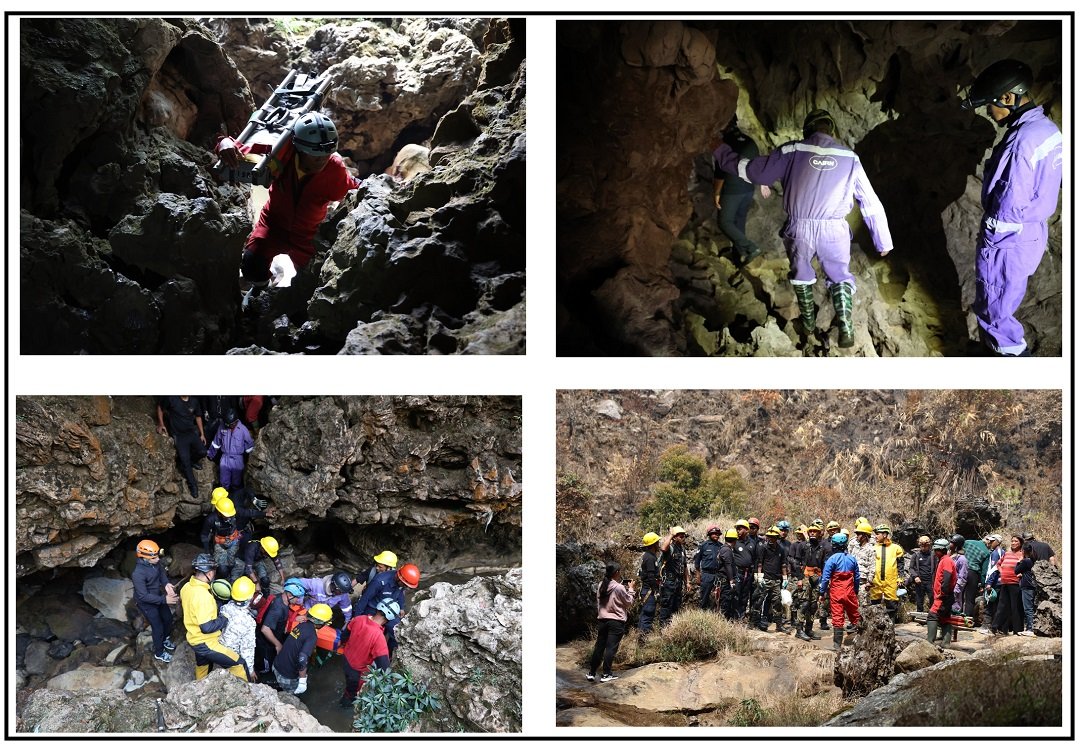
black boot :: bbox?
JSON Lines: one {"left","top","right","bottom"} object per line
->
{"left": 830, "top": 280, "right": 855, "bottom": 348}
{"left": 832, "top": 628, "right": 844, "bottom": 651}
{"left": 927, "top": 619, "right": 939, "bottom": 645}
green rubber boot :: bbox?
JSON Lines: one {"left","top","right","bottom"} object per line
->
{"left": 832, "top": 628, "right": 844, "bottom": 651}
{"left": 830, "top": 281, "right": 855, "bottom": 348}
{"left": 793, "top": 283, "right": 816, "bottom": 331}
{"left": 927, "top": 619, "right": 939, "bottom": 645}
{"left": 939, "top": 624, "right": 952, "bottom": 650}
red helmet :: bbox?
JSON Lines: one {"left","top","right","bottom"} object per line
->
{"left": 397, "top": 563, "right": 421, "bottom": 589}
{"left": 748, "top": 517, "right": 761, "bottom": 527}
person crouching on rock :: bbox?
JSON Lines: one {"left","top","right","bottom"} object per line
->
{"left": 927, "top": 538, "right": 957, "bottom": 648}
{"left": 338, "top": 597, "right": 400, "bottom": 707}
{"left": 586, "top": 563, "right": 635, "bottom": 683}
{"left": 273, "top": 602, "right": 334, "bottom": 695}
{"left": 819, "top": 533, "right": 860, "bottom": 650}
{"left": 180, "top": 553, "right": 249, "bottom": 681}
{"left": 215, "top": 113, "right": 361, "bottom": 307}
{"left": 132, "top": 539, "right": 178, "bottom": 664}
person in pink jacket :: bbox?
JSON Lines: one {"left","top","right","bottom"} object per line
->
{"left": 586, "top": 563, "right": 635, "bottom": 683}
{"left": 714, "top": 109, "right": 893, "bottom": 348}
{"left": 961, "top": 59, "right": 1062, "bottom": 356}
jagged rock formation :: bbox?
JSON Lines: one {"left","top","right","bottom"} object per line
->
{"left": 20, "top": 18, "right": 525, "bottom": 355}
{"left": 557, "top": 19, "right": 1062, "bottom": 356}
{"left": 835, "top": 605, "right": 896, "bottom": 696}
{"left": 554, "top": 543, "right": 608, "bottom": 644}
{"left": 1032, "top": 560, "right": 1061, "bottom": 637}
{"left": 21, "top": 668, "right": 329, "bottom": 733}
{"left": 825, "top": 636, "right": 1061, "bottom": 726}
{"left": 396, "top": 569, "right": 522, "bottom": 732}
{"left": 16, "top": 396, "right": 522, "bottom": 577}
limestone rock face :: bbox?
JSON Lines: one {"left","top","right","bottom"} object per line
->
{"left": 558, "top": 19, "right": 1061, "bottom": 356}
{"left": 825, "top": 636, "right": 1062, "bottom": 726}
{"left": 395, "top": 569, "right": 522, "bottom": 732}
{"left": 835, "top": 604, "right": 895, "bottom": 696}
{"left": 16, "top": 396, "right": 521, "bottom": 577}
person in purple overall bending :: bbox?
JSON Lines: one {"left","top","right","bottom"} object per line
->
{"left": 961, "top": 59, "right": 1062, "bottom": 356}
{"left": 714, "top": 109, "right": 893, "bottom": 348}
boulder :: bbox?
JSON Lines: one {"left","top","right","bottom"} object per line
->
{"left": 24, "top": 640, "right": 52, "bottom": 676}
{"left": 1032, "top": 560, "right": 1061, "bottom": 637}
{"left": 893, "top": 638, "right": 943, "bottom": 673}
{"left": 395, "top": 570, "right": 522, "bottom": 732}
{"left": 47, "top": 640, "right": 75, "bottom": 660}
{"left": 46, "top": 664, "right": 129, "bottom": 691}
{"left": 554, "top": 542, "right": 608, "bottom": 644}
{"left": 81, "top": 576, "right": 135, "bottom": 622}
{"left": 21, "top": 687, "right": 157, "bottom": 733}
{"left": 157, "top": 640, "right": 196, "bottom": 693}
{"left": 835, "top": 604, "right": 895, "bottom": 696}
{"left": 595, "top": 400, "right": 623, "bottom": 420}
{"left": 44, "top": 608, "right": 96, "bottom": 643}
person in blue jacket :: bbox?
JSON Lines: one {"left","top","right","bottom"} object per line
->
{"left": 820, "top": 533, "right": 861, "bottom": 650}
{"left": 351, "top": 563, "right": 419, "bottom": 655}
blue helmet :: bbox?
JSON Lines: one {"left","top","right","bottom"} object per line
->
{"left": 283, "top": 577, "right": 306, "bottom": 598}
{"left": 777, "top": 521, "right": 791, "bottom": 531}
{"left": 375, "top": 596, "right": 401, "bottom": 621}
{"left": 831, "top": 533, "right": 848, "bottom": 548}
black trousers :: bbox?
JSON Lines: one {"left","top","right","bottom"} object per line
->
{"left": 589, "top": 619, "right": 626, "bottom": 676}
{"left": 658, "top": 580, "right": 683, "bottom": 627}
{"left": 993, "top": 583, "right": 1024, "bottom": 633}
{"left": 137, "top": 601, "right": 173, "bottom": 655}
{"left": 173, "top": 431, "right": 204, "bottom": 495}
{"left": 963, "top": 575, "right": 980, "bottom": 617}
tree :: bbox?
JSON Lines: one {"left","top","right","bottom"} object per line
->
{"left": 640, "top": 445, "right": 750, "bottom": 530}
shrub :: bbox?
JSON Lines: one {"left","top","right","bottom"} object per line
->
{"left": 631, "top": 609, "right": 753, "bottom": 664}
{"left": 353, "top": 667, "right": 440, "bottom": 733}
{"left": 640, "top": 446, "right": 751, "bottom": 531}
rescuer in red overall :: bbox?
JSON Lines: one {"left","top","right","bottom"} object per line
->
{"left": 819, "top": 532, "right": 861, "bottom": 650}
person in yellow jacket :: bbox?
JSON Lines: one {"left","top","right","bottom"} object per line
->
{"left": 180, "top": 553, "right": 248, "bottom": 681}
{"left": 868, "top": 525, "right": 905, "bottom": 621}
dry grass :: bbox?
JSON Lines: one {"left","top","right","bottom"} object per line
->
{"left": 628, "top": 609, "right": 753, "bottom": 665}
{"left": 725, "top": 690, "right": 844, "bottom": 727}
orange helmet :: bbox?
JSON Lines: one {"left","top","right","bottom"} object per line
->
{"left": 397, "top": 563, "right": 421, "bottom": 589}
{"left": 136, "top": 539, "right": 160, "bottom": 559}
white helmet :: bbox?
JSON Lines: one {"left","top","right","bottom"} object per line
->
{"left": 293, "top": 112, "right": 338, "bottom": 155}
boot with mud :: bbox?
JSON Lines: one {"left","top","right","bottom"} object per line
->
{"left": 830, "top": 280, "right": 855, "bottom": 348}
{"left": 939, "top": 623, "right": 952, "bottom": 650}
{"left": 832, "top": 628, "right": 844, "bottom": 651}
{"left": 793, "top": 283, "right": 816, "bottom": 335}
{"left": 800, "top": 617, "right": 817, "bottom": 641}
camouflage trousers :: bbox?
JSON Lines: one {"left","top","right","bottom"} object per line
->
{"left": 794, "top": 575, "right": 820, "bottom": 626}
{"left": 750, "top": 578, "right": 784, "bottom": 628}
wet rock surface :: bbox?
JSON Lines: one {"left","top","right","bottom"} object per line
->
{"left": 396, "top": 569, "right": 522, "bottom": 732}
{"left": 558, "top": 19, "right": 1061, "bottom": 356}
{"left": 21, "top": 18, "right": 524, "bottom": 355}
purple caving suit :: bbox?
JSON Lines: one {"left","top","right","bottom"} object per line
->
{"left": 206, "top": 422, "right": 254, "bottom": 491}
{"left": 974, "top": 106, "right": 1062, "bottom": 354}
{"left": 715, "top": 132, "right": 893, "bottom": 289}
{"left": 299, "top": 576, "right": 353, "bottom": 625}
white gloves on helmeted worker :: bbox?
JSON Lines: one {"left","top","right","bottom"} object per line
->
{"left": 754, "top": 572, "right": 764, "bottom": 587}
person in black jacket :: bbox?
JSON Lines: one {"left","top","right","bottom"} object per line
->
{"left": 716, "top": 530, "right": 739, "bottom": 618}
{"left": 906, "top": 537, "right": 937, "bottom": 613}
{"left": 200, "top": 494, "right": 274, "bottom": 577}
{"left": 131, "top": 539, "right": 177, "bottom": 663}
{"left": 752, "top": 527, "right": 789, "bottom": 632}
{"left": 795, "top": 526, "right": 829, "bottom": 641}
{"left": 657, "top": 527, "right": 690, "bottom": 628}
{"left": 787, "top": 526, "right": 809, "bottom": 629}
{"left": 731, "top": 520, "right": 756, "bottom": 621}
{"left": 637, "top": 532, "right": 662, "bottom": 635}
{"left": 693, "top": 526, "right": 727, "bottom": 611}
{"left": 156, "top": 396, "right": 206, "bottom": 499}
{"left": 713, "top": 117, "right": 772, "bottom": 263}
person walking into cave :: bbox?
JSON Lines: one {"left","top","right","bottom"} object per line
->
{"left": 338, "top": 597, "right": 399, "bottom": 707}
{"left": 257, "top": 577, "right": 306, "bottom": 679}
{"left": 637, "top": 532, "right": 662, "bottom": 635}
{"left": 986, "top": 534, "right": 1025, "bottom": 635}
{"left": 215, "top": 114, "right": 361, "bottom": 310}
{"left": 928, "top": 538, "right": 957, "bottom": 648}
{"left": 132, "top": 539, "right": 178, "bottom": 664}
{"left": 693, "top": 526, "right": 728, "bottom": 611}
{"left": 156, "top": 396, "right": 207, "bottom": 499}
{"left": 219, "top": 576, "right": 258, "bottom": 681}
{"left": 180, "top": 553, "right": 249, "bottom": 681}
{"left": 960, "top": 60, "right": 1062, "bottom": 356}
{"left": 714, "top": 109, "right": 894, "bottom": 349}
{"left": 820, "top": 533, "right": 860, "bottom": 650}
{"left": 240, "top": 535, "right": 286, "bottom": 592}
{"left": 274, "top": 602, "right": 334, "bottom": 695}
{"left": 712, "top": 118, "right": 772, "bottom": 264}
{"left": 657, "top": 527, "right": 690, "bottom": 627}
{"left": 868, "top": 524, "right": 905, "bottom": 622}
{"left": 206, "top": 409, "right": 254, "bottom": 492}
{"left": 200, "top": 494, "right": 272, "bottom": 578}
{"left": 906, "top": 536, "right": 936, "bottom": 613}
{"left": 586, "top": 563, "right": 636, "bottom": 683}
{"left": 351, "top": 563, "right": 420, "bottom": 656}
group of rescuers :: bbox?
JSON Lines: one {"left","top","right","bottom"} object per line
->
{"left": 711, "top": 58, "right": 1061, "bottom": 356}
{"left": 586, "top": 515, "right": 1056, "bottom": 682}
{"left": 130, "top": 485, "right": 423, "bottom": 708}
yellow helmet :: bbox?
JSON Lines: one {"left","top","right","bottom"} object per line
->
{"left": 231, "top": 576, "right": 256, "bottom": 602}
{"left": 856, "top": 522, "right": 874, "bottom": 535}
{"left": 308, "top": 603, "right": 333, "bottom": 625}
{"left": 216, "top": 497, "right": 236, "bottom": 517}
{"left": 641, "top": 532, "right": 661, "bottom": 547}
{"left": 735, "top": 520, "right": 750, "bottom": 530}
{"left": 826, "top": 520, "right": 841, "bottom": 531}
{"left": 796, "top": 525, "right": 808, "bottom": 537}
{"left": 373, "top": 550, "right": 398, "bottom": 568}
{"left": 259, "top": 536, "right": 279, "bottom": 558}
{"left": 211, "top": 487, "right": 229, "bottom": 506}
{"left": 725, "top": 529, "right": 738, "bottom": 540}
{"left": 765, "top": 526, "right": 782, "bottom": 538}
{"left": 670, "top": 526, "right": 687, "bottom": 536}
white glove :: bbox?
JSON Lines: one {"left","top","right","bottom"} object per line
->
{"left": 295, "top": 677, "right": 308, "bottom": 695}
{"left": 754, "top": 573, "right": 764, "bottom": 586}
